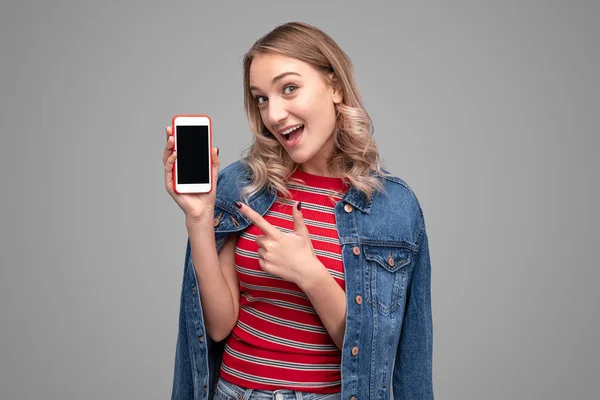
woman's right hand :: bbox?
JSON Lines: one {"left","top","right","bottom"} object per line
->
{"left": 163, "top": 126, "right": 220, "bottom": 224}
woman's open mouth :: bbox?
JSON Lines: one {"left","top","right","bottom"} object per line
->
{"left": 281, "top": 124, "right": 304, "bottom": 147}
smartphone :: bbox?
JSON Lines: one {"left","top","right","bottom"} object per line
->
{"left": 171, "top": 114, "right": 213, "bottom": 194}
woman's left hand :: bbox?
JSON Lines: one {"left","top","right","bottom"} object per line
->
{"left": 234, "top": 200, "right": 323, "bottom": 287}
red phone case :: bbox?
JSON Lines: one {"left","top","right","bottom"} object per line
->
{"left": 171, "top": 114, "right": 213, "bottom": 194}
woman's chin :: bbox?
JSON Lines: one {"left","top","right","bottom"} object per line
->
{"left": 287, "top": 149, "right": 314, "bottom": 165}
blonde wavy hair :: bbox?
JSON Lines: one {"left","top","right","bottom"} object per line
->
{"left": 239, "top": 21, "right": 391, "bottom": 203}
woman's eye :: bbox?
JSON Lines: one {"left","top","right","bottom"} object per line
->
{"left": 255, "top": 85, "right": 296, "bottom": 105}
{"left": 283, "top": 85, "right": 297, "bottom": 94}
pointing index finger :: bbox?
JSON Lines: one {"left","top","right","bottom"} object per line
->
{"left": 235, "top": 202, "right": 281, "bottom": 238}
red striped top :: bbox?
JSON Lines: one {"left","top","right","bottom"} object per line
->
{"left": 219, "top": 169, "right": 349, "bottom": 393}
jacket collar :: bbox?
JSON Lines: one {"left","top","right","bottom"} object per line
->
{"left": 342, "top": 184, "right": 373, "bottom": 214}
{"left": 220, "top": 161, "right": 383, "bottom": 226}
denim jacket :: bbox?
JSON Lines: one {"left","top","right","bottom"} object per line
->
{"left": 171, "top": 159, "right": 434, "bottom": 400}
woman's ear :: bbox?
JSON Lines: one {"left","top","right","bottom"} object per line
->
{"left": 329, "top": 74, "right": 343, "bottom": 104}
{"left": 332, "top": 87, "right": 342, "bottom": 104}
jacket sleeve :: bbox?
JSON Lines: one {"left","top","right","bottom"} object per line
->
{"left": 171, "top": 239, "right": 195, "bottom": 400}
{"left": 392, "top": 226, "right": 434, "bottom": 399}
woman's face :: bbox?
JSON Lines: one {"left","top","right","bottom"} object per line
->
{"left": 249, "top": 54, "right": 342, "bottom": 172}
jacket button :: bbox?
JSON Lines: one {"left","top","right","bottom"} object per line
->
{"left": 198, "top": 335, "right": 204, "bottom": 343}
{"left": 344, "top": 204, "right": 353, "bottom": 213}
{"left": 355, "top": 295, "right": 362, "bottom": 305}
{"left": 350, "top": 396, "right": 357, "bottom": 400}
{"left": 213, "top": 212, "right": 222, "bottom": 227}
{"left": 352, "top": 246, "right": 360, "bottom": 255}
{"left": 352, "top": 346, "right": 359, "bottom": 356}
{"left": 388, "top": 257, "right": 394, "bottom": 267}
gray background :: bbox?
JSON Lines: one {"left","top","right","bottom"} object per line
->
{"left": 1, "top": 0, "right": 598, "bottom": 399}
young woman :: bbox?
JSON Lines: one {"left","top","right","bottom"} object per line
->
{"left": 163, "top": 22, "right": 434, "bottom": 400}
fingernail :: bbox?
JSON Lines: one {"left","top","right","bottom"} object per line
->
{"left": 297, "top": 201, "right": 302, "bottom": 211}
{"left": 234, "top": 201, "right": 242, "bottom": 209}
{"left": 217, "top": 147, "right": 220, "bottom": 156}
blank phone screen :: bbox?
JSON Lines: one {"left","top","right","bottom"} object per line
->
{"left": 176, "top": 125, "right": 210, "bottom": 184}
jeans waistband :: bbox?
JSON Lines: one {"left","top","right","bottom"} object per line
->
{"left": 216, "top": 376, "right": 341, "bottom": 400}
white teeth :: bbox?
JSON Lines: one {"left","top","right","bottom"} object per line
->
{"left": 281, "top": 125, "right": 303, "bottom": 135}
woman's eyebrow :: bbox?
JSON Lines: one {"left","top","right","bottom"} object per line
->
{"left": 249, "top": 72, "right": 301, "bottom": 91}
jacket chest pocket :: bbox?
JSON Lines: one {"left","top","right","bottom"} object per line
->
{"left": 363, "top": 245, "right": 412, "bottom": 315}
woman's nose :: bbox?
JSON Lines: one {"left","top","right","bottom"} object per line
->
{"left": 267, "top": 98, "right": 289, "bottom": 127}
